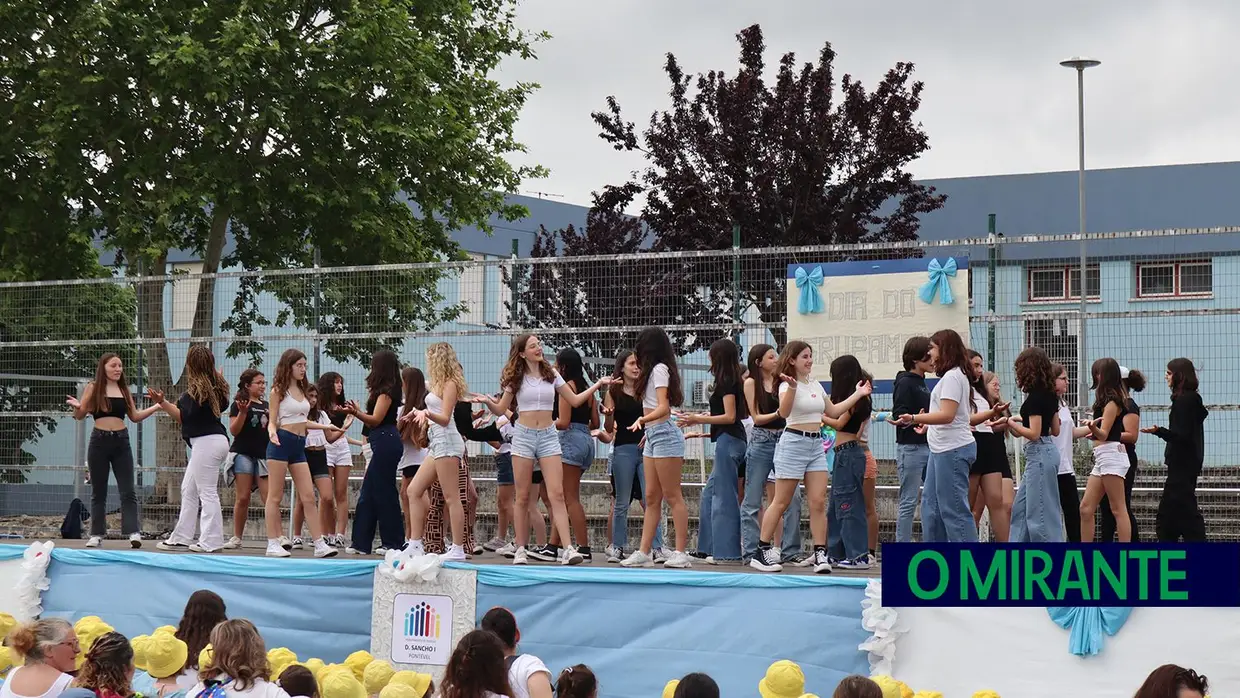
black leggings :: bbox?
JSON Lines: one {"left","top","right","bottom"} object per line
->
{"left": 1099, "top": 460, "right": 1140, "bottom": 542}
{"left": 1157, "top": 485, "right": 1206, "bottom": 542}
{"left": 1057, "top": 473, "right": 1081, "bottom": 543}
{"left": 87, "top": 429, "right": 139, "bottom": 536}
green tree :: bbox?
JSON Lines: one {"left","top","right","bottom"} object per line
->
{"left": 1, "top": 0, "right": 546, "bottom": 492}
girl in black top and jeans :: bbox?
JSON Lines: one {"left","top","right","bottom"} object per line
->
{"left": 1143, "top": 358, "right": 1209, "bottom": 541}
{"left": 66, "top": 352, "right": 161, "bottom": 549}
{"left": 224, "top": 368, "right": 269, "bottom": 549}
{"left": 823, "top": 355, "right": 873, "bottom": 570}
{"left": 147, "top": 346, "right": 231, "bottom": 553}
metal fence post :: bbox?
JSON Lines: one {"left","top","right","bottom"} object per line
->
{"left": 134, "top": 257, "right": 145, "bottom": 492}
{"left": 510, "top": 239, "right": 519, "bottom": 328}
{"left": 732, "top": 223, "right": 742, "bottom": 349}
{"left": 73, "top": 380, "right": 88, "bottom": 501}
{"left": 312, "top": 246, "right": 322, "bottom": 377}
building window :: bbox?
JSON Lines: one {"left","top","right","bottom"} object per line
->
{"left": 1026, "top": 318, "right": 1081, "bottom": 405}
{"left": 1027, "top": 265, "right": 1100, "bottom": 302}
{"left": 1136, "top": 261, "right": 1212, "bottom": 298}
{"left": 170, "top": 262, "right": 204, "bottom": 331}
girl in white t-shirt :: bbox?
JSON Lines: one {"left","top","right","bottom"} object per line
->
{"left": 897, "top": 330, "right": 1004, "bottom": 542}
{"left": 188, "top": 620, "right": 289, "bottom": 698}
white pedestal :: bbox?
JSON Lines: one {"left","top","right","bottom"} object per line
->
{"left": 370, "top": 566, "right": 478, "bottom": 682}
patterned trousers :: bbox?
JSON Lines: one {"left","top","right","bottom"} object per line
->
{"left": 424, "top": 458, "right": 478, "bottom": 554}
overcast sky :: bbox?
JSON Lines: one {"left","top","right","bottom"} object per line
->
{"left": 495, "top": 0, "right": 1239, "bottom": 208}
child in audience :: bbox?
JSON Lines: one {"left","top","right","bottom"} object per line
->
{"left": 553, "top": 666, "right": 597, "bottom": 698}
{"left": 277, "top": 666, "right": 317, "bottom": 698}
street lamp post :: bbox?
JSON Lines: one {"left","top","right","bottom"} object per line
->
{"left": 1060, "top": 56, "right": 1100, "bottom": 412}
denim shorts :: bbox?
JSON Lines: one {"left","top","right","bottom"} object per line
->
{"left": 772, "top": 429, "right": 827, "bottom": 479}
{"left": 231, "top": 453, "right": 268, "bottom": 478}
{"left": 428, "top": 425, "right": 466, "bottom": 460}
{"left": 643, "top": 419, "right": 685, "bottom": 459}
{"left": 1091, "top": 443, "right": 1129, "bottom": 478}
{"left": 511, "top": 423, "right": 562, "bottom": 460}
{"left": 560, "top": 423, "right": 595, "bottom": 468}
{"left": 266, "top": 429, "right": 307, "bottom": 464}
{"left": 495, "top": 452, "right": 514, "bottom": 485}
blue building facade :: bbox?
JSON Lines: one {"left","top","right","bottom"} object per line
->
{"left": 25, "top": 162, "right": 1240, "bottom": 479}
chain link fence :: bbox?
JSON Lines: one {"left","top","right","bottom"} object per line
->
{"left": 1, "top": 226, "right": 1238, "bottom": 547}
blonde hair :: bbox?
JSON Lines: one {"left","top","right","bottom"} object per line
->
{"left": 200, "top": 619, "right": 269, "bottom": 690}
{"left": 7, "top": 618, "right": 73, "bottom": 663}
{"left": 184, "top": 345, "right": 230, "bottom": 417}
{"left": 426, "top": 343, "right": 467, "bottom": 396}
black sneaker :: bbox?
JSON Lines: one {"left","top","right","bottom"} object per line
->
{"left": 787, "top": 552, "right": 814, "bottom": 567}
{"left": 812, "top": 550, "right": 833, "bottom": 574}
{"left": 748, "top": 547, "right": 783, "bottom": 573}
{"left": 578, "top": 546, "right": 593, "bottom": 562}
{"left": 528, "top": 545, "right": 559, "bottom": 562}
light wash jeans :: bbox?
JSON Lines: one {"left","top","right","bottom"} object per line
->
{"left": 609, "top": 443, "right": 664, "bottom": 551}
{"left": 895, "top": 443, "right": 929, "bottom": 542}
{"left": 827, "top": 442, "right": 868, "bottom": 560}
{"left": 1010, "top": 437, "right": 1064, "bottom": 542}
{"left": 741, "top": 429, "right": 802, "bottom": 561}
{"left": 921, "top": 441, "right": 978, "bottom": 543}
{"left": 696, "top": 432, "right": 745, "bottom": 560}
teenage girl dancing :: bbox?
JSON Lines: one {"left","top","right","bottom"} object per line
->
{"left": 1100, "top": 367, "right": 1144, "bottom": 542}
{"left": 397, "top": 366, "right": 429, "bottom": 543}
{"left": 534, "top": 348, "right": 599, "bottom": 561}
{"left": 968, "top": 368, "right": 1013, "bottom": 540}
{"left": 224, "top": 369, "right": 268, "bottom": 549}
{"left": 1049, "top": 363, "right": 1087, "bottom": 542}
{"left": 1143, "top": 358, "right": 1209, "bottom": 541}
{"left": 822, "top": 355, "right": 873, "bottom": 570}
{"left": 741, "top": 344, "right": 802, "bottom": 564}
{"left": 1007, "top": 347, "right": 1063, "bottom": 542}
{"left": 345, "top": 348, "right": 405, "bottom": 555}
{"left": 67, "top": 352, "right": 160, "bottom": 548}
{"left": 896, "top": 330, "right": 989, "bottom": 543}
{"left": 263, "top": 349, "right": 338, "bottom": 558}
{"left": 319, "top": 372, "right": 357, "bottom": 547}
{"left": 604, "top": 350, "right": 664, "bottom": 562}
{"left": 619, "top": 327, "right": 693, "bottom": 569}
{"left": 291, "top": 383, "right": 338, "bottom": 549}
{"left": 751, "top": 341, "right": 871, "bottom": 574}
{"left": 474, "top": 334, "right": 611, "bottom": 566}
{"left": 149, "top": 345, "right": 231, "bottom": 553}
{"left": 1079, "top": 358, "right": 1133, "bottom": 542}
{"left": 403, "top": 343, "right": 469, "bottom": 560}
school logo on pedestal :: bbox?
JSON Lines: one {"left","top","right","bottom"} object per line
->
{"left": 391, "top": 593, "right": 453, "bottom": 665}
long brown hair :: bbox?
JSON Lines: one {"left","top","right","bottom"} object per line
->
{"left": 1167, "top": 357, "right": 1199, "bottom": 399}
{"left": 184, "top": 346, "right": 230, "bottom": 417}
{"left": 1133, "top": 664, "right": 1208, "bottom": 698}
{"left": 74, "top": 631, "right": 134, "bottom": 698}
{"left": 200, "top": 619, "right": 268, "bottom": 691}
{"left": 776, "top": 340, "right": 811, "bottom": 381}
{"left": 400, "top": 366, "right": 429, "bottom": 449}
{"left": 89, "top": 352, "right": 136, "bottom": 416}
{"left": 176, "top": 589, "right": 226, "bottom": 671}
{"left": 1090, "top": 357, "right": 1126, "bottom": 416}
{"left": 235, "top": 368, "right": 264, "bottom": 404}
{"left": 634, "top": 326, "right": 683, "bottom": 407}
{"left": 440, "top": 630, "right": 512, "bottom": 698}
{"left": 746, "top": 343, "right": 776, "bottom": 411}
{"left": 499, "top": 334, "right": 557, "bottom": 395}
{"left": 929, "top": 329, "right": 971, "bottom": 378}
{"left": 272, "top": 349, "right": 310, "bottom": 402}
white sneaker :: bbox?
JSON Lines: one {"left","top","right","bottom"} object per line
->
{"left": 749, "top": 547, "right": 783, "bottom": 573}
{"left": 605, "top": 545, "right": 623, "bottom": 563}
{"left": 266, "top": 541, "right": 291, "bottom": 558}
{"left": 620, "top": 550, "right": 654, "bottom": 568}
{"left": 483, "top": 537, "right": 506, "bottom": 552}
{"left": 129, "top": 533, "right": 142, "bottom": 549}
{"left": 513, "top": 546, "right": 528, "bottom": 565}
{"left": 705, "top": 555, "right": 716, "bottom": 565}
{"left": 156, "top": 541, "right": 188, "bottom": 552}
{"left": 561, "top": 546, "right": 584, "bottom": 566}
{"left": 85, "top": 536, "right": 102, "bottom": 548}
{"left": 497, "top": 542, "right": 516, "bottom": 558}
{"left": 314, "top": 538, "right": 338, "bottom": 558}
{"left": 664, "top": 551, "right": 693, "bottom": 569}
{"left": 652, "top": 548, "right": 669, "bottom": 564}
{"left": 279, "top": 536, "right": 292, "bottom": 550}
{"left": 812, "top": 550, "right": 833, "bottom": 574}
{"left": 188, "top": 543, "right": 217, "bottom": 553}
{"left": 222, "top": 536, "right": 243, "bottom": 550}
{"left": 291, "top": 537, "right": 304, "bottom": 550}
{"left": 444, "top": 544, "right": 467, "bottom": 562}
{"left": 345, "top": 547, "right": 366, "bottom": 555}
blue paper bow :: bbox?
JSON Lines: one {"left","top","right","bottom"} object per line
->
{"left": 1046, "top": 607, "right": 1133, "bottom": 657}
{"left": 918, "top": 257, "right": 957, "bottom": 305}
{"left": 794, "top": 265, "right": 824, "bottom": 314}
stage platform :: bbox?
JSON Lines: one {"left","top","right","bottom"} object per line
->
{"left": 2, "top": 540, "right": 1232, "bottom": 698}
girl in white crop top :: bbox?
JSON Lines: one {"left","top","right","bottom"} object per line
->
{"left": 472, "top": 334, "right": 613, "bottom": 566}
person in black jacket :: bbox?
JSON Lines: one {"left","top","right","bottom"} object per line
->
{"left": 1142, "top": 357, "right": 1208, "bottom": 542}
{"left": 890, "top": 337, "right": 932, "bottom": 542}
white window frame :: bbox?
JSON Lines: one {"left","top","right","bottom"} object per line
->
{"left": 170, "top": 261, "right": 204, "bottom": 331}
{"left": 1027, "top": 265, "right": 1100, "bottom": 302}
{"left": 1136, "top": 260, "right": 1212, "bottom": 298}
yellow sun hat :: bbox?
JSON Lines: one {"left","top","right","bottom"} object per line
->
{"left": 363, "top": 660, "right": 396, "bottom": 695}
{"left": 389, "top": 671, "right": 432, "bottom": 698}
{"left": 304, "top": 658, "right": 326, "bottom": 676}
{"left": 343, "top": 651, "right": 374, "bottom": 681}
{"left": 154, "top": 626, "right": 178, "bottom": 637}
{"left": 322, "top": 669, "right": 367, "bottom": 698}
{"left": 145, "top": 633, "right": 190, "bottom": 681}
{"left": 131, "top": 635, "right": 152, "bottom": 672}
{"left": 972, "top": 692, "right": 1001, "bottom": 698}
{"left": 913, "top": 692, "right": 944, "bottom": 698}
{"left": 869, "top": 676, "right": 903, "bottom": 698}
{"left": 758, "top": 660, "right": 805, "bottom": 698}
{"left": 0, "top": 646, "right": 15, "bottom": 675}
{"left": 268, "top": 647, "right": 299, "bottom": 680}
{"left": 379, "top": 684, "right": 418, "bottom": 698}
{"left": 73, "top": 617, "right": 115, "bottom": 670}
{"left": 0, "top": 613, "right": 17, "bottom": 643}
{"left": 662, "top": 680, "right": 679, "bottom": 698}
{"left": 199, "top": 643, "right": 214, "bottom": 671}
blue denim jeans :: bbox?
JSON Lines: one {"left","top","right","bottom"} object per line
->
{"left": 1011, "top": 437, "right": 1064, "bottom": 543}
{"left": 741, "top": 429, "right": 802, "bottom": 561}
{"left": 351, "top": 425, "right": 405, "bottom": 553}
{"left": 827, "top": 442, "right": 868, "bottom": 560}
{"left": 921, "top": 441, "right": 978, "bottom": 543}
{"left": 696, "top": 432, "right": 745, "bottom": 560}
{"left": 610, "top": 443, "right": 664, "bottom": 551}
{"left": 895, "top": 444, "right": 929, "bottom": 542}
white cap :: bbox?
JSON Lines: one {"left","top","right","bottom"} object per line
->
{"left": 1119, "top": 365, "right": 1131, "bottom": 379}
